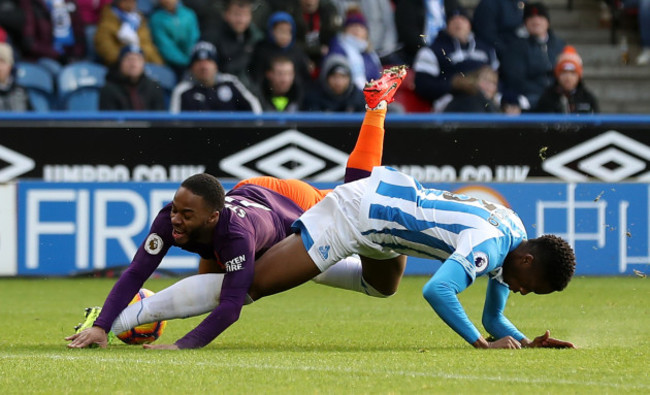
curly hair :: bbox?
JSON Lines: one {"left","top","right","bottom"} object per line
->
{"left": 529, "top": 234, "right": 576, "bottom": 291}
{"left": 180, "top": 173, "right": 226, "bottom": 212}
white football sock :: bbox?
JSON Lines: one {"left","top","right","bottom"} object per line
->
{"left": 110, "top": 273, "right": 225, "bottom": 334}
{"left": 312, "top": 256, "right": 389, "bottom": 298}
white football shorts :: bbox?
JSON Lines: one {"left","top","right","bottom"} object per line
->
{"left": 292, "top": 177, "right": 399, "bottom": 272}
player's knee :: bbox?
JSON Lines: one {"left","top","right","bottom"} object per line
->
{"left": 361, "top": 276, "right": 396, "bottom": 298}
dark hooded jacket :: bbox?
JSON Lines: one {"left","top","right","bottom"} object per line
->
{"left": 248, "top": 11, "right": 312, "bottom": 85}
{"left": 300, "top": 54, "right": 365, "bottom": 112}
{"left": 534, "top": 80, "right": 599, "bottom": 114}
{"left": 99, "top": 67, "right": 166, "bottom": 111}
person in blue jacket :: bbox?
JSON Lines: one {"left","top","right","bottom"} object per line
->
{"left": 149, "top": 0, "right": 200, "bottom": 78}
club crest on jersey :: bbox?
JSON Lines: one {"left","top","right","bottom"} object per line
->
{"left": 474, "top": 252, "right": 489, "bottom": 273}
{"left": 318, "top": 245, "right": 331, "bottom": 260}
{"left": 144, "top": 233, "right": 163, "bottom": 255}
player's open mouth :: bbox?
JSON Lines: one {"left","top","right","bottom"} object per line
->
{"left": 172, "top": 229, "right": 185, "bottom": 240}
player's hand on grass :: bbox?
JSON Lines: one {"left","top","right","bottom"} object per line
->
{"left": 142, "top": 343, "right": 180, "bottom": 350}
{"left": 523, "top": 330, "right": 577, "bottom": 349}
{"left": 473, "top": 335, "right": 521, "bottom": 349}
{"left": 65, "top": 326, "right": 108, "bottom": 348}
{"left": 488, "top": 336, "right": 522, "bottom": 349}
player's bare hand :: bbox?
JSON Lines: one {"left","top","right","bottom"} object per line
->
{"left": 488, "top": 336, "right": 522, "bottom": 349}
{"left": 143, "top": 343, "right": 180, "bottom": 350}
{"left": 526, "top": 330, "right": 577, "bottom": 349}
{"left": 65, "top": 327, "right": 108, "bottom": 348}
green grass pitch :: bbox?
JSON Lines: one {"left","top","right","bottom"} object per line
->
{"left": 1, "top": 276, "right": 648, "bottom": 394}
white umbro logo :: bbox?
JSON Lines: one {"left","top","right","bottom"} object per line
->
{"left": 543, "top": 131, "right": 650, "bottom": 182}
{"left": 219, "top": 130, "right": 349, "bottom": 181}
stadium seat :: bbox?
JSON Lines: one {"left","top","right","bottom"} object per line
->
{"left": 84, "top": 25, "right": 98, "bottom": 61}
{"left": 390, "top": 67, "right": 432, "bottom": 113}
{"left": 15, "top": 62, "right": 55, "bottom": 112}
{"left": 57, "top": 61, "right": 107, "bottom": 111}
{"left": 144, "top": 63, "right": 177, "bottom": 108}
{"left": 37, "top": 57, "right": 63, "bottom": 77}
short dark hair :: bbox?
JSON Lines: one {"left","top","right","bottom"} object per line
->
{"left": 529, "top": 234, "right": 576, "bottom": 291}
{"left": 224, "top": 0, "right": 252, "bottom": 10}
{"left": 180, "top": 173, "right": 226, "bottom": 212}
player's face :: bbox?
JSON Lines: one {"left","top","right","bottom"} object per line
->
{"left": 502, "top": 256, "right": 554, "bottom": 295}
{"left": 170, "top": 187, "right": 218, "bottom": 245}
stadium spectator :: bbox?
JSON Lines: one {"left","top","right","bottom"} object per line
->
{"left": 65, "top": 67, "right": 408, "bottom": 349}
{"left": 99, "top": 45, "right": 166, "bottom": 111}
{"left": 534, "top": 46, "right": 599, "bottom": 113}
{"left": 149, "top": 0, "right": 200, "bottom": 79}
{"left": 622, "top": 0, "right": 650, "bottom": 65}
{"left": 282, "top": 0, "right": 341, "bottom": 74}
{"left": 202, "top": 0, "right": 264, "bottom": 90}
{"left": 20, "top": 0, "right": 87, "bottom": 64}
{"left": 77, "top": 0, "right": 113, "bottom": 25}
{"left": 499, "top": 90, "right": 524, "bottom": 115}
{"left": 394, "top": 0, "right": 463, "bottom": 66}
{"left": 301, "top": 54, "right": 366, "bottom": 112}
{"left": 0, "top": 0, "right": 25, "bottom": 48}
{"left": 472, "top": 0, "right": 528, "bottom": 59}
{"left": 0, "top": 42, "right": 32, "bottom": 111}
{"left": 325, "top": 9, "right": 382, "bottom": 90}
{"left": 248, "top": 11, "right": 312, "bottom": 86}
{"left": 330, "top": 0, "right": 401, "bottom": 65}
{"left": 499, "top": 2, "right": 565, "bottom": 109}
{"left": 181, "top": 0, "right": 222, "bottom": 40}
{"left": 256, "top": 55, "right": 304, "bottom": 112}
{"left": 412, "top": 7, "right": 499, "bottom": 111}
{"left": 443, "top": 66, "right": 500, "bottom": 113}
{"left": 94, "top": 0, "right": 163, "bottom": 66}
{"left": 169, "top": 41, "right": 262, "bottom": 113}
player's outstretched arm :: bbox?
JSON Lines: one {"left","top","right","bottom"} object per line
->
{"left": 65, "top": 327, "right": 109, "bottom": 348}
{"left": 521, "top": 330, "right": 577, "bottom": 349}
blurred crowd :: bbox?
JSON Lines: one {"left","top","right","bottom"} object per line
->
{"left": 0, "top": 0, "right": 601, "bottom": 114}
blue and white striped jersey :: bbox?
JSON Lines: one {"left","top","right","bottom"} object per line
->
{"left": 357, "top": 167, "right": 529, "bottom": 344}
{"left": 360, "top": 167, "right": 527, "bottom": 282}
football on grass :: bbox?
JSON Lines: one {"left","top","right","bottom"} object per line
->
{"left": 116, "top": 288, "right": 167, "bottom": 345}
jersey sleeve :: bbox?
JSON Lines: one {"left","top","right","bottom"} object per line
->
{"left": 174, "top": 234, "right": 255, "bottom": 349}
{"left": 93, "top": 208, "right": 173, "bottom": 332}
{"left": 422, "top": 259, "right": 482, "bottom": 344}
{"left": 482, "top": 277, "right": 525, "bottom": 341}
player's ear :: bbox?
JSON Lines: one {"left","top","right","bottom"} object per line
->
{"left": 208, "top": 211, "right": 219, "bottom": 224}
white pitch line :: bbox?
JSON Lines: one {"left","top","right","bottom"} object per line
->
{"left": 3, "top": 353, "right": 649, "bottom": 391}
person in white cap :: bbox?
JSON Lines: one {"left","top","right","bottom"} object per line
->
{"left": 0, "top": 43, "right": 32, "bottom": 112}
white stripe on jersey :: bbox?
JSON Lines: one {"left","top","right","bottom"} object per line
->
{"left": 359, "top": 167, "right": 527, "bottom": 260}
